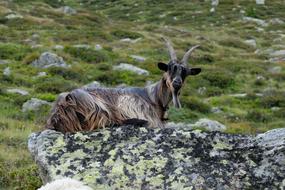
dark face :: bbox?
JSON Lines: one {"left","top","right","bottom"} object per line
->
{"left": 158, "top": 61, "right": 201, "bottom": 108}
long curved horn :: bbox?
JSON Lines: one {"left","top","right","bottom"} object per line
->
{"left": 162, "top": 37, "right": 177, "bottom": 62}
{"left": 181, "top": 45, "right": 200, "bottom": 65}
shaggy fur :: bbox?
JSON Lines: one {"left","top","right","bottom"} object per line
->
{"left": 45, "top": 38, "right": 201, "bottom": 133}
{"left": 38, "top": 178, "right": 93, "bottom": 190}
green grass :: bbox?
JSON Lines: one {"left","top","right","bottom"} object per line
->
{"left": 0, "top": 0, "right": 284, "bottom": 189}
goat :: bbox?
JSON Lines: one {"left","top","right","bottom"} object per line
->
{"left": 45, "top": 38, "right": 201, "bottom": 133}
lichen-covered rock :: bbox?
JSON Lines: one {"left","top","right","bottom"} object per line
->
{"left": 28, "top": 126, "right": 285, "bottom": 189}
{"left": 113, "top": 63, "right": 149, "bottom": 75}
{"left": 31, "top": 52, "right": 70, "bottom": 68}
{"left": 22, "top": 98, "right": 51, "bottom": 112}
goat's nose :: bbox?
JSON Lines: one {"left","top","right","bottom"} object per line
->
{"left": 173, "top": 79, "right": 182, "bottom": 88}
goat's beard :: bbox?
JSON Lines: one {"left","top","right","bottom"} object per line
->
{"left": 172, "top": 90, "right": 181, "bottom": 108}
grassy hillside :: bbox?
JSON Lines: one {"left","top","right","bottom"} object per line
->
{"left": 0, "top": 0, "right": 284, "bottom": 189}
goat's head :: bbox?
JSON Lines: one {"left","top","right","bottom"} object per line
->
{"left": 158, "top": 38, "right": 201, "bottom": 108}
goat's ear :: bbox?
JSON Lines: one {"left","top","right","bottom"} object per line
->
{"left": 187, "top": 68, "right": 201, "bottom": 75}
{"left": 157, "top": 62, "right": 168, "bottom": 72}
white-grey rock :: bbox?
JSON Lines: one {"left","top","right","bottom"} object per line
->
{"left": 270, "top": 50, "right": 285, "bottom": 57}
{"left": 120, "top": 38, "right": 141, "bottom": 43}
{"left": 256, "top": 75, "right": 265, "bottom": 80}
{"left": 269, "top": 18, "right": 284, "bottom": 25}
{"left": 113, "top": 63, "right": 149, "bottom": 75}
{"left": 271, "top": 107, "right": 281, "bottom": 111}
{"left": 211, "top": 0, "right": 219, "bottom": 6}
{"left": 95, "top": 44, "right": 102, "bottom": 50}
{"left": 7, "top": 88, "right": 29, "bottom": 96}
{"left": 269, "top": 66, "right": 282, "bottom": 74}
{"left": 37, "top": 72, "right": 47, "bottom": 77}
{"left": 130, "top": 55, "right": 146, "bottom": 62}
{"left": 59, "top": 6, "right": 77, "bottom": 15}
{"left": 244, "top": 39, "right": 257, "bottom": 48}
{"left": 3, "top": 67, "right": 11, "bottom": 76}
{"left": 210, "top": 7, "right": 215, "bottom": 13}
{"left": 31, "top": 52, "right": 70, "bottom": 68}
{"left": 197, "top": 87, "right": 207, "bottom": 95}
{"left": 243, "top": 17, "right": 268, "bottom": 27}
{"left": 73, "top": 44, "right": 90, "bottom": 49}
{"left": 53, "top": 45, "right": 64, "bottom": 50}
{"left": 5, "top": 13, "right": 23, "bottom": 20}
{"left": 269, "top": 50, "right": 285, "bottom": 62}
{"left": 229, "top": 93, "right": 247, "bottom": 98}
{"left": 22, "top": 98, "right": 51, "bottom": 112}
{"left": 240, "top": 10, "right": 246, "bottom": 14}
{"left": 256, "top": 0, "right": 265, "bottom": 5}
{"left": 31, "top": 34, "right": 40, "bottom": 40}
{"left": 31, "top": 44, "right": 43, "bottom": 49}
{"left": 82, "top": 81, "right": 101, "bottom": 89}
{"left": 255, "top": 128, "right": 285, "bottom": 148}
{"left": 190, "top": 118, "right": 226, "bottom": 131}
{"left": 0, "top": 60, "right": 10, "bottom": 64}
{"left": 256, "top": 27, "right": 264, "bottom": 32}
{"left": 211, "top": 107, "right": 223, "bottom": 113}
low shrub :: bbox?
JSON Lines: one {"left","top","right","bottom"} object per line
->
{"left": 35, "top": 77, "right": 78, "bottom": 93}
{"left": 246, "top": 110, "right": 271, "bottom": 123}
{"left": 0, "top": 43, "right": 31, "bottom": 60}
{"left": 111, "top": 30, "right": 143, "bottom": 39}
{"left": 183, "top": 96, "right": 211, "bottom": 113}
{"left": 201, "top": 70, "right": 235, "bottom": 89}
{"left": 64, "top": 46, "right": 110, "bottom": 63}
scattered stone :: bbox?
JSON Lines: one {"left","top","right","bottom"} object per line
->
{"left": 240, "top": 10, "right": 246, "bottom": 14}
{"left": 268, "top": 66, "right": 282, "bottom": 74}
{"left": 31, "top": 33, "right": 40, "bottom": 40}
{"left": 256, "top": 27, "right": 264, "bottom": 32}
{"left": 82, "top": 81, "right": 101, "bottom": 89}
{"left": 130, "top": 55, "right": 146, "bottom": 62}
{"left": 270, "top": 50, "right": 285, "bottom": 57}
{"left": 37, "top": 72, "right": 47, "bottom": 77}
{"left": 28, "top": 126, "right": 285, "bottom": 188}
{"left": 7, "top": 89, "right": 29, "bottom": 96}
{"left": 271, "top": 107, "right": 281, "bottom": 111}
{"left": 5, "top": 13, "right": 23, "bottom": 20}
{"left": 95, "top": 44, "right": 102, "bottom": 50}
{"left": 230, "top": 93, "right": 247, "bottom": 98}
{"left": 256, "top": 0, "right": 265, "bottom": 5}
{"left": 22, "top": 98, "right": 51, "bottom": 112}
{"left": 120, "top": 38, "right": 141, "bottom": 43}
{"left": 3, "top": 67, "right": 11, "bottom": 76}
{"left": 31, "top": 52, "right": 70, "bottom": 68}
{"left": 269, "top": 18, "right": 284, "bottom": 25}
{"left": 0, "top": 60, "right": 9, "bottom": 64}
{"left": 243, "top": 17, "right": 268, "bottom": 27}
{"left": 73, "top": 44, "right": 91, "bottom": 49}
{"left": 244, "top": 39, "right": 257, "bottom": 48}
{"left": 197, "top": 87, "right": 207, "bottom": 95}
{"left": 53, "top": 45, "right": 64, "bottom": 50}
{"left": 256, "top": 75, "right": 265, "bottom": 80}
{"left": 211, "top": 107, "right": 223, "bottom": 113}
{"left": 113, "top": 63, "right": 149, "bottom": 75}
{"left": 59, "top": 6, "right": 77, "bottom": 15}
{"left": 210, "top": 7, "right": 215, "bottom": 13}
{"left": 31, "top": 44, "right": 43, "bottom": 49}
{"left": 190, "top": 118, "right": 226, "bottom": 131}
{"left": 269, "top": 50, "right": 285, "bottom": 62}
{"left": 211, "top": 0, "right": 219, "bottom": 6}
